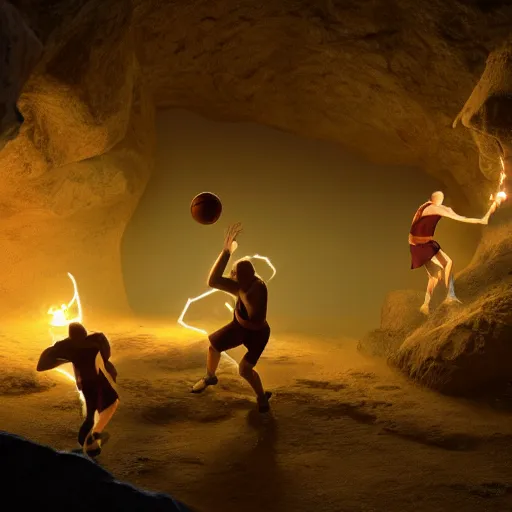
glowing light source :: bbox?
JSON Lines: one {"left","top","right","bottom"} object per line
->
{"left": 177, "top": 254, "right": 277, "bottom": 336}
{"left": 489, "top": 157, "right": 507, "bottom": 203}
{"left": 48, "top": 272, "right": 83, "bottom": 327}
{"left": 47, "top": 272, "right": 84, "bottom": 405}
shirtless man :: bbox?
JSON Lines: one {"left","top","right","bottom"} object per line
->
{"left": 192, "top": 223, "right": 273, "bottom": 413}
{"left": 409, "top": 191, "right": 497, "bottom": 315}
{"left": 37, "top": 322, "right": 119, "bottom": 457}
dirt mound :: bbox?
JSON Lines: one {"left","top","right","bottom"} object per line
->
{"left": 358, "top": 290, "right": 424, "bottom": 357}
{"left": 391, "top": 285, "right": 512, "bottom": 395}
{"left": 0, "top": 368, "right": 54, "bottom": 395}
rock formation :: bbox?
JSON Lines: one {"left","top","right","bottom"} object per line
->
{"left": 358, "top": 290, "right": 425, "bottom": 358}
{"left": 362, "top": 222, "right": 512, "bottom": 395}
{"left": 360, "top": 41, "right": 512, "bottom": 396}
{"left": 0, "top": 1, "right": 42, "bottom": 150}
{"left": 0, "top": 0, "right": 155, "bottom": 318}
{"left": 388, "top": 223, "right": 512, "bottom": 395}
{"left": 0, "top": 430, "right": 192, "bottom": 511}
{"left": 1, "top": 0, "right": 511, "bottom": 326}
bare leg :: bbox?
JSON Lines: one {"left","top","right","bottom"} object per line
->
{"left": 82, "top": 399, "right": 119, "bottom": 456}
{"left": 239, "top": 358, "right": 272, "bottom": 412}
{"left": 207, "top": 345, "right": 221, "bottom": 377}
{"left": 239, "top": 358, "right": 265, "bottom": 398}
{"left": 192, "top": 344, "right": 222, "bottom": 393}
{"left": 421, "top": 260, "right": 442, "bottom": 314}
{"left": 436, "top": 250, "right": 461, "bottom": 303}
{"left": 93, "top": 399, "right": 119, "bottom": 434}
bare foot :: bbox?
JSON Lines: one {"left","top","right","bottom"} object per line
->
{"left": 443, "top": 296, "right": 462, "bottom": 305}
{"left": 419, "top": 304, "right": 429, "bottom": 315}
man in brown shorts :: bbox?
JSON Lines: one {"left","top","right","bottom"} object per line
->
{"left": 192, "top": 222, "right": 272, "bottom": 413}
{"left": 409, "top": 191, "right": 497, "bottom": 315}
{"left": 37, "top": 322, "right": 119, "bottom": 457}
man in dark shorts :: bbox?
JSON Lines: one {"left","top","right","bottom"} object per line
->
{"left": 192, "top": 222, "right": 273, "bottom": 413}
{"left": 409, "top": 191, "right": 497, "bottom": 315}
{"left": 37, "top": 322, "right": 119, "bottom": 457}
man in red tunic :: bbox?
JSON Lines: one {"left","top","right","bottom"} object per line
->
{"left": 409, "top": 191, "right": 497, "bottom": 315}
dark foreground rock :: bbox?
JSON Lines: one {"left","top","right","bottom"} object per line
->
{"left": 0, "top": 431, "right": 192, "bottom": 511}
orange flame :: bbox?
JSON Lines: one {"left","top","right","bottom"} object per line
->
{"left": 490, "top": 158, "right": 507, "bottom": 203}
{"left": 47, "top": 272, "right": 85, "bottom": 406}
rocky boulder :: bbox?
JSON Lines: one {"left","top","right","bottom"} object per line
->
{"left": 1, "top": 430, "right": 192, "bottom": 511}
{"left": 358, "top": 289, "right": 424, "bottom": 357}
{"left": 390, "top": 282, "right": 512, "bottom": 395}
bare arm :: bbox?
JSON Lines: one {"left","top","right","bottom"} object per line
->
{"left": 98, "top": 333, "right": 118, "bottom": 381}
{"left": 207, "top": 249, "right": 240, "bottom": 296}
{"left": 432, "top": 205, "right": 489, "bottom": 224}
{"left": 98, "top": 333, "right": 111, "bottom": 361}
{"left": 36, "top": 345, "right": 69, "bottom": 372}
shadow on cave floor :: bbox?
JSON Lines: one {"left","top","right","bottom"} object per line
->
{"left": 458, "top": 383, "right": 512, "bottom": 413}
{"left": 2, "top": 322, "right": 512, "bottom": 512}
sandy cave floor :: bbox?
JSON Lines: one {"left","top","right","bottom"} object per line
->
{"left": 1, "top": 319, "right": 512, "bottom": 512}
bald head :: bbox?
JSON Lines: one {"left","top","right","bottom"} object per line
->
{"left": 431, "top": 191, "right": 444, "bottom": 205}
{"left": 230, "top": 258, "right": 256, "bottom": 289}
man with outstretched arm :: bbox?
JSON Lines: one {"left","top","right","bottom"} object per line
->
{"left": 409, "top": 191, "right": 497, "bottom": 315}
{"left": 192, "top": 222, "right": 273, "bottom": 413}
{"left": 37, "top": 322, "right": 119, "bottom": 457}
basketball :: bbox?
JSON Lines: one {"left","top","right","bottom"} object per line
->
{"left": 190, "top": 192, "right": 223, "bottom": 225}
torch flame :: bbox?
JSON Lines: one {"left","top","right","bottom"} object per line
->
{"left": 490, "top": 158, "right": 507, "bottom": 204}
{"left": 48, "top": 272, "right": 83, "bottom": 327}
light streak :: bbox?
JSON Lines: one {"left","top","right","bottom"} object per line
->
{"left": 178, "top": 254, "right": 276, "bottom": 335}
{"left": 48, "top": 272, "right": 83, "bottom": 327}
{"left": 177, "top": 254, "right": 276, "bottom": 366}
{"left": 47, "top": 272, "right": 85, "bottom": 408}
{"left": 489, "top": 157, "right": 507, "bottom": 205}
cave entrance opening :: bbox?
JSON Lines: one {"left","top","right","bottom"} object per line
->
{"left": 121, "top": 109, "right": 480, "bottom": 338}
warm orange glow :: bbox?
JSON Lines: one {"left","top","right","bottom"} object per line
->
{"left": 48, "top": 272, "right": 83, "bottom": 327}
{"left": 490, "top": 158, "right": 507, "bottom": 204}
{"left": 47, "top": 272, "right": 85, "bottom": 406}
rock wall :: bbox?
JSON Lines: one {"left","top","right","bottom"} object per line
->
{"left": 1, "top": 0, "right": 154, "bottom": 319}
{"left": 370, "top": 41, "right": 512, "bottom": 395}
{"left": 3, "top": 0, "right": 512, "bottom": 323}
{"left": 133, "top": 0, "right": 512, "bottom": 209}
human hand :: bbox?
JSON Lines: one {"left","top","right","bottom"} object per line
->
{"left": 223, "top": 222, "right": 243, "bottom": 253}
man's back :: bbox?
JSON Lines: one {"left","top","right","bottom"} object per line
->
{"left": 53, "top": 333, "right": 108, "bottom": 382}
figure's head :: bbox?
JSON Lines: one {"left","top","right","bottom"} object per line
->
{"left": 431, "top": 191, "right": 444, "bottom": 205}
{"left": 230, "top": 258, "right": 256, "bottom": 289}
{"left": 68, "top": 322, "right": 87, "bottom": 341}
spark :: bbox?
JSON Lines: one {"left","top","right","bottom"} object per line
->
{"left": 490, "top": 157, "right": 507, "bottom": 203}
{"left": 48, "top": 272, "right": 83, "bottom": 326}
{"left": 177, "top": 254, "right": 277, "bottom": 365}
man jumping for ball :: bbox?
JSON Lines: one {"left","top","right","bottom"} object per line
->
{"left": 410, "top": 191, "right": 497, "bottom": 315}
{"left": 192, "top": 222, "right": 273, "bottom": 413}
{"left": 37, "top": 322, "right": 119, "bottom": 457}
